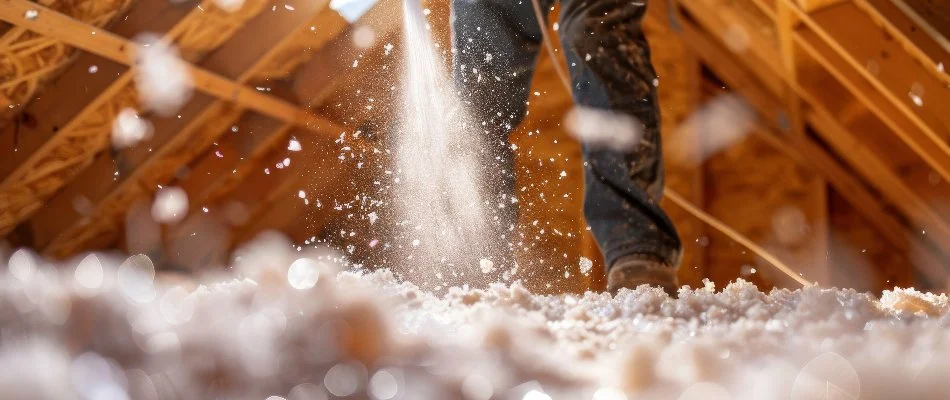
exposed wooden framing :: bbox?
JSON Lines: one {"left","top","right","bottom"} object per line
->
{"left": 168, "top": 145, "right": 307, "bottom": 270}
{"left": 775, "top": 1, "right": 805, "bottom": 136}
{"left": 204, "top": 0, "right": 401, "bottom": 209}
{"left": 0, "top": 0, "right": 342, "bottom": 238}
{"left": 227, "top": 127, "right": 368, "bottom": 252}
{"left": 211, "top": 135, "right": 312, "bottom": 253}
{"left": 180, "top": 119, "right": 295, "bottom": 212}
{"left": 39, "top": 1, "right": 348, "bottom": 257}
{"left": 789, "top": 33, "right": 950, "bottom": 252}
{"left": 0, "top": 0, "right": 135, "bottom": 122}
{"left": 776, "top": 0, "right": 950, "bottom": 184}
{"left": 679, "top": 0, "right": 950, "bottom": 245}
{"left": 0, "top": 0, "right": 269, "bottom": 236}
{"left": 858, "top": 0, "right": 950, "bottom": 83}
{"left": 643, "top": 1, "right": 707, "bottom": 287}
{"left": 0, "top": 0, "right": 331, "bottom": 132}
{"left": 677, "top": 0, "right": 784, "bottom": 96}
{"left": 223, "top": 119, "right": 371, "bottom": 253}
{"left": 167, "top": 0, "right": 401, "bottom": 259}
{"left": 0, "top": 0, "right": 198, "bottom": 181}
{"left": 676, "top": 6, "right": 950, "bottom": 284}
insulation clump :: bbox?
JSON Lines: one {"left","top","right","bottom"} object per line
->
{"left": 1, "top": 240, "right": 950, "bottom": 399}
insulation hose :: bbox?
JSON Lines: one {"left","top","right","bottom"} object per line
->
{"left": 528, "top": 0, "right": 809, "bottom": 287}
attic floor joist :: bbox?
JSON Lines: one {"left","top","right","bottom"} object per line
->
{"left": 0, "top": 0, "right": 204, "bottom": 182}
{"left": 38, "top": 0, "right": 350, "bottom": 257}
{"left": 674, "top": 0, "right": 950, "bottom": 283}
{"left": 0, "top": 0, "right": 345, "bottom": 240}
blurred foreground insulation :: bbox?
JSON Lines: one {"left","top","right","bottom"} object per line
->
{"left": 1, "top": 235, "right": 950, "bottom": 400}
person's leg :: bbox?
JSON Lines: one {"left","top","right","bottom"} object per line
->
{"left": 451, "top": 0, "right": 553, "bottom": 257}
{"left": 558, "top": 0, "right": 683, "bottom": 294}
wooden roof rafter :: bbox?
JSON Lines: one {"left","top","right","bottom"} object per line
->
{"left": 0, "top": 0, "right": 343, "bottom": 239}
{"left": 677, "top": 10, "right": 950, "bottom": 284}
{"left": 0, "top": 0, "right": 270, "bottom": 235}
{"left": 39, "top": 0, "right": 351, "bottom": 257}
{"left": 0, "top": 0, "right": 135, "bottom": 119}
{"left": 168, "top": 0, "right": 401, "bottom": 250}
{"left": 738, "top": 0, "right": 950, "bottom": 198}
{"left": 674, "top": 0, "right": 950, "bottom": 283}
{"left": 776, "top": 0, "right": 950, "bottom": 184}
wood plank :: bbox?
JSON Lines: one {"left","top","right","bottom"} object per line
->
{"left": 794, "top": 0, "right": 847, "bottom": 13}
{"left": 677, "top": 15, "right": 950, "bottom": 284}
{"left": 861, "top": 0, "right": 949, "bottom": 82}
{"left": 0, "top": 0, "right": 260, "bottom": 238}
{"left": 0, "top": 0, "right": 135, "bottom": 125}
{"left": 226, "top": 134, "right": 358, "bottom": 253}
{"left": 37, "top": 1, "right": 347, "bottom": 257}
{"left": 0, "top": 0, "right": 333, "bottom": 135}
{"left": 813, "top": 4, "right": 950, "bottom": 145}
{"left": 787, "top": 2, "right": 950, "bottom": 183}
{"left": 0, "top": 0, "right": 194, "bottom": 180}
{"left": 152, "top": 1, "right": 404, "bottom": 269}
{"left": 0, "top": 0, "right": 342, "bottom": 238}
{"left": 790, "top": 30, "right": 950, "bottom": 253}
{"left": 677, "top": 0, "right": 785, "bottom": 95}
{"left": 776, "top": 1, "right": 805, "bottom": 136}
{"left": 890, "top": 0, "right": 950, "bottom": 50}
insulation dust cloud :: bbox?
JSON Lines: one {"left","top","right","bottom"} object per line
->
{"left": 391, "top": 0, "right": 502, "bottom": 286}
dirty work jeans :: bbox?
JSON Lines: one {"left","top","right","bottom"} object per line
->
{"left": 452, "top": 0, "right": 682, "bottom": 269}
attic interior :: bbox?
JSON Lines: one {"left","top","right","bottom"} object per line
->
{"left": 1, "top": 0, "right": 950, "bottom": 399}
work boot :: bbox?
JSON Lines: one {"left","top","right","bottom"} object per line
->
{"left": 607, "top": 255, "right": 679, "bottom": 297}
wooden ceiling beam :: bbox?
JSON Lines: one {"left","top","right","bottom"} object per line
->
{"left": 781, "top": 1, "right": 950, "bottom": 183}
{"left": 787, "top": 31, "right": 950, "bottom": 245}
{"left": 0, "top": 0, "right": 197, "bottom": 182}
{"left": 180, "top": 118, "right": 294, "bottom": 211}
{"left": 0, "top": 0, "right": 268, "bottom": 237}
{"left": 170, "top": 3, "right": 403, "bottom": 255}
{"left": 0, "top": 0, "right": 342, "bottom": 239}
{"left": 861, "top": 0, "right": 950, "bottom": 78}
{"left": 173, "top": 1, "right": 398, "bottom": 212}
{"left": 0, "top": 0, "right": 135, "bottom": 123}
{"left": 37, "top": 2, "right": 349, "bottom": 257}
{"left": 677, "top": 11, "right": 950, "bottom": 284}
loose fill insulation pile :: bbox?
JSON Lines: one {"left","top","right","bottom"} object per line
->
{"left": 1, "top": 235, "right": 948, "bottom": 400}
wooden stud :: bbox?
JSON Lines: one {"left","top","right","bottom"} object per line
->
{"left": 775, "top": 1, "right": 806, "bottom": 136}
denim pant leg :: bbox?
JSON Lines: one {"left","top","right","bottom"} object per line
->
{"left": 559, "top": 0, "right": 683, "bottom": 268}
{"left": 451, "top": 0, "right": 554, "bottom": 243}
